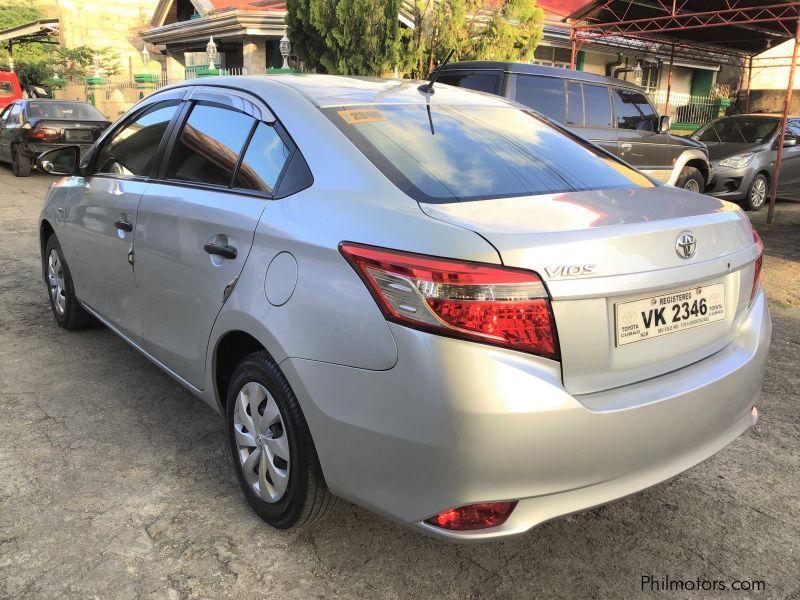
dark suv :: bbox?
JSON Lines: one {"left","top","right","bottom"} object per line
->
{"left": 437, "top": 61, "right": 712, "bottom": 192}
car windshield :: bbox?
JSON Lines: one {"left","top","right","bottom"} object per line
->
{"left": 27, "top": 101, "right": 105, "bottom": 121}
{"left": 692, "top": 118, "right": 778, "bottom": 144}
{"left": 324, "top": 104, "right": 652, "bottom": 203}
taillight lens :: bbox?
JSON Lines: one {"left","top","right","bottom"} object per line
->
{"left": 25, "top": 125, "right": 60, "bottom": 141}
{"left": 339, "top": 242, "right": 559, "bottom": 359}
{"left": 750, "top": 229, "right": 763, "bottom": 304}
{"left": 425, "top": 501, "right": 518, "bottom": 530}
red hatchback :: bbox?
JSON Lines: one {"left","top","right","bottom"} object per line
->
{"left": 0, "top": 70, "right": 23, "bottom": 110}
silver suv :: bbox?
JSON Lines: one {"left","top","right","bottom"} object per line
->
{"left": 38, "top": 76, "right": 769, "bottom": 541}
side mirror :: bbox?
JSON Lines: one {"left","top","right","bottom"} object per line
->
{"left": 659, "top": 115, "right": 672, "bottom": 133}
{"left": 36, "top": 146, "right": 80, "bottom": 176}
{"left": 783, "top": 137, "right": 797, "bottom": 147}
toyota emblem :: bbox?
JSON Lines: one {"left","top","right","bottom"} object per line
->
{"left": 676, "top": 231, "right": 697, "bottom": 259}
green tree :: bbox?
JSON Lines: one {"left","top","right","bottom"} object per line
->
{"left": 46, "top": 46, "right": 123, "bottom": 79}
{"left": 401, "top": 0, "right": 543, "bottom": 78}
{"left": 287, "top": 0, "right": 401, "bottom": 75}
{"left": 0, "top": 0, "right": 57, "bottom": 86}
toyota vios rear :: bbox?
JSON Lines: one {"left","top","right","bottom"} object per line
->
{"left": 38, "top": 75, "right": 770, "bottom": 542}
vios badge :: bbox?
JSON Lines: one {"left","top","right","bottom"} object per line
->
{"left": 676, "top": 231, "right": 697, "bottom": 259}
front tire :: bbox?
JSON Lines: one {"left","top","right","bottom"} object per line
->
{"left": 43, "top": 235, "right": 94, "bottom": 330}
{"left": 676, "top": 166, "right": 704, "bottom": 193}
{"left": 11, "top": 145, "right": 32, "bottom": 177}
{"left": 743, "top": 173, "right": 768, "bottom": 211}
{"left": 226, "top": 351, "right": 335, "bottom": 529}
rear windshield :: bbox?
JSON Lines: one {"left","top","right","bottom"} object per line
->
{"left": 324, "top": 104, "right": 652, "bottom": 203}
{"left": 27, "top": 101, "right": 105, "bottom": 121}
{"left": 0, "top": 82, "right": 13, "bottom": 95}
{"left": 692, "top": 118, "right": 778, "bottom": 144}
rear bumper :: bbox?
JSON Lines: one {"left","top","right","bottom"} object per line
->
{"left": 281, "top": 288, "right": 771, "bottom": 541}
{"left": 20, "top": 142, "right": 93, "bottom": 159}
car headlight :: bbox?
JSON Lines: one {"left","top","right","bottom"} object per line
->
{"left": 718, "top": 153, "right": 755, "bottom": 169}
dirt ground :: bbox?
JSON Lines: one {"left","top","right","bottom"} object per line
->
{"left": 1, "top": 167, "right": 798, "bottom": 600}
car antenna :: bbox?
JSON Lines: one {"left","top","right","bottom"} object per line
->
{"left": 419, "top": 49, "right": 455, "bottom": 94}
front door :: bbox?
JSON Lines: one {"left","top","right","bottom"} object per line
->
{"left": 576, "top": 83, "right": 619, "bottom": 156}
{"left": 611, "top": 88, "right": 671, "bottom": 179}
{"left": 134, "top": 100, "right": 274, "bottom": 388}
{"left": 60, "top": 99, "right": 182, "bottom": 341}
{"left": 777, "top": 121, "right": 800, "bottom": 196}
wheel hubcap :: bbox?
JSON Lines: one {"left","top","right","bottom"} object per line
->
{"left": 47, "top": 249, "right": 66, "bottom": 315}
{"left": 751, "top": 178, "right": 766, "bottom": 207}
{"left": 684, "top": 179, "right": 700, "bottom": 193}
{"left": 233, "top": 381, "right": 290, "bottom": 503}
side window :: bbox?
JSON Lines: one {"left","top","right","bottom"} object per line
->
{"left": 437, "top": 71, "right": 502, "bottom": 95}
{"left": 515, "top": 75, "right": 565, "bottom": 122}
{"left": 165, "top": 103, "right": 255, "bottom": 187}
{"left": 787, "top": 121, "right": 800, "bottom": 138}
{"left": 583, "top": 85, "right": 613, "bottom": 128}
{"left": 234, "top": 122, "right": 290, "bottom": 193}
{"left": 8, "top": 103, "right": 22, "bottom": 124}
{"left": 613, "top": 89, "right": 659, "bottom": 131}
{"left": 566, "top": 82, "right": 583, "bottom": 126}
{"left": 95, "top": 100, "right": 180, "bottom": 177}
{"left": 0, "top": 104, "right": 11, "bottom": 123}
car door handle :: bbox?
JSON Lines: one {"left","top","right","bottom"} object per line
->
{"left": 203, "top": 242, "right": 237, "bottom": 260}
{"left": 113, "top": 219, "right": 133, "bottom": 232}
{"left": 621, "top": 143, "right": 632, "bottom": 152}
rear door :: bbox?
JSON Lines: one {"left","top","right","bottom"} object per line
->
{"left": 134, "top": 88, "right": 292, "bottom": 389}
{"left": 0, "top": 102, "right": 22, "bottom": 162}
{"left": 612, "top": 87, "right": 670, "bottom": 174}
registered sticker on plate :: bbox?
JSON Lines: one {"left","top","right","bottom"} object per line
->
{"left": 615, "top": 283, "right": 726, "bottom": 346}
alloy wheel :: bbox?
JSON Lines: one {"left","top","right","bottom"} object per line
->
{"left": 683, "top": 179, "right": 700, "bottom": 193}
{"left": 233, "top": 381, "right": 290, "bottom": 503}
{"left": 750, "top": 177, "right": 767, "bottom": 208}
{"left": 47, "top": 249, "right": 66, "bottom": 315}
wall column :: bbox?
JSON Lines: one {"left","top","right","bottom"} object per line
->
{"left": 165, "top": 49, "right": 186, "bottom": 80}
{"left": 242, "top": 38, "right": 267, "bottom": 75}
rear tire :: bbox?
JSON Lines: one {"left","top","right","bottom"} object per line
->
{"left": 43, "top": 235, "right": 94, "bottom": 330}
{"left": 226, "top": 351, "right": 335, "bottom": 529}
{"left": 676, "top": 166, "right": 704, "bottom": 193}
{"left": 11, "top": 145, "right": 32, "bottom": 177}
{"left": 743, "top": 173, "right": 768, "bottom": 211}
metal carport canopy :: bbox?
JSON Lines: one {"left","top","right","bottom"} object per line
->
{"left": 566, "top": 0, "right": 800, "bottom": 224}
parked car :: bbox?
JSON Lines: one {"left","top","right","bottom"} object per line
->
{"left": 0, "top": 99, "right": 110, "bottom": 177}
{"left": 690, "top": 114, "right": 800, "bottom": 210}
{"left": 436, "top": 61, "right": 712, "bottom": 192}
{"left": 37, "top": 76, "right": 769, "bottom": 541}
{"left": 0, "top": 69, "right": 23, "bottom": 111}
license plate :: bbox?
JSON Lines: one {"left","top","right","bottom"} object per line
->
{"left": 615, "top": 283, "right": 726, "bottom": 346}
{"left": 65, "top": 129, "right": 91, "bottom": 142}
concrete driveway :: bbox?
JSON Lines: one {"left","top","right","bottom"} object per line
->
{"left": 1, "top": 165, "right": 798, "bottom": 599}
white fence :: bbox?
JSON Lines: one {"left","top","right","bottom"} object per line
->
{"left": 53, "top": 67, "right": 287, "bottom": 120}
{"left": 649, "top": 90, "right": 724, "bottom": 128}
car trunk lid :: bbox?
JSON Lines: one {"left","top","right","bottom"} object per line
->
{"left": 419, "top": 186, "right": 760, "bottom": 394}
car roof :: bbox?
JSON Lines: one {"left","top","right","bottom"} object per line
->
{"left": 165, "top": 74, "right": 516, "bottom": 109}
{"left": 439, "top": 61, "right": 644, "bottom": 90}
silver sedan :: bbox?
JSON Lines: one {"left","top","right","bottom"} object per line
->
{"left": 37, "top": 75, "right": 770, "bottom": 541}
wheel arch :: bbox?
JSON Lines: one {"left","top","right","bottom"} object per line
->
{"left": 684, "top": 158, "right": 710, "bottom": 184}
{"left": 213, "top": 329, "right": 269, "bottom": 413}
{"left": 39, "top": 219, "right": 56, "bottom": 281}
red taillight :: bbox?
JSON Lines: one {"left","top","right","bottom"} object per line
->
{"left": 25, "top": 125, "right": 60, "bottom": 141}
{"left": 339, "top": 242, "right": 559, "bottom": 359}
{"left": 425, "top": 501, "right": 518, "bottom": 531}
{"left": 750, "top": 229, "right": 763, "bottom": 304}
